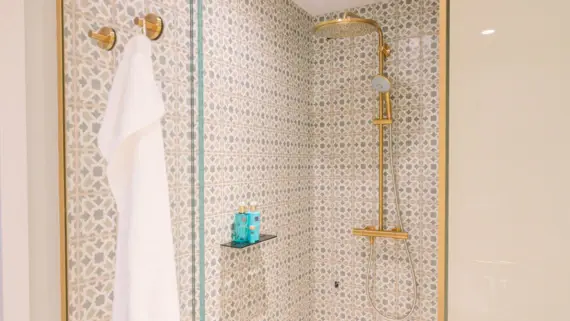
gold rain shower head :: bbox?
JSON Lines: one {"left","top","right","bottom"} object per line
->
{"left": 313, "top": 12, "right": 379, "bottom": 39}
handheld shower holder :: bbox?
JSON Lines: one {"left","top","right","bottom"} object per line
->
{"left": 372, "top": 118, "right": 392, "bottom": 125}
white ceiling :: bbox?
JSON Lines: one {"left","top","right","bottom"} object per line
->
{"left": 292, "top": 0, "right": 384, "bottom": 15}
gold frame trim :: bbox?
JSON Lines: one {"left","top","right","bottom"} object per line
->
{"left": 56, "top": 0, "right": 68, "bottom": 320}
{"left": 438, "top": 0, "right": 449, "bottom": 320}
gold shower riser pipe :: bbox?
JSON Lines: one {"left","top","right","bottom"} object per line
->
{"left": 377, "top": 28, "right": 385, "bottom": 232}
{"left": 351, "top": 25, "right": 402, "bottom": 241}
{"left": 378, "top": 28, "right": 384, "bottom": 76}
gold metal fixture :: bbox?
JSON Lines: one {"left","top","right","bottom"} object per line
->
{"left": 88, "top": 27, "right": 117, "bottom": 51}
{"left": 363, "top": 226, "right": 378, "bottom": 245}
{"left": 352, "top": 227, "right": 409, "bottom": 240}
{"left": 133, "top": 13, "right": 164, "bottom": 40}
{"left": 313, "top": 12, "right": 378, "bottom": 39}
{"left": 313, "top": 12, "right": 403, "bottom": 241}
{"left": 437, "top": 1, "right": 449, "bottom": 319}
{"left": 56, "top": 1, "right": 68, "bottom": 321}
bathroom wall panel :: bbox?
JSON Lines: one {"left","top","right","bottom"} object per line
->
{"left": 448, "top": 0, "right": 570, "bottom": 320}
{"left": 201, "top": 0, "right": 315, "bottom": 320}
{"left": 62, "top": 0, "right": 195, "bottom": 320}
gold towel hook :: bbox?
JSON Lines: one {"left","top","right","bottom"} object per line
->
{"left": 133, "top": 13, "right": 164, "bottom": 40}
{"left": 87, "top": 27, "right": 117, "bottom": 51}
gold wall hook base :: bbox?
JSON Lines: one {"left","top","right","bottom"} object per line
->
{"left": 134, "top": 13, "right": 164, "bottom": 40}
{"left": 88, "top": 27, "right": 116, "bottom": 51}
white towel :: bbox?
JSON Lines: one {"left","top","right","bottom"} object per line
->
{"left": 98, "top": 35, "right": 180, "bottom": 321}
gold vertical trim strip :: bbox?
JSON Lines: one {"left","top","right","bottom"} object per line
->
{"left": 438, "top": 0, "right": 449, "bottom": 320}
{"left": 56, "top": 0, "right": 68, "bottom": 320}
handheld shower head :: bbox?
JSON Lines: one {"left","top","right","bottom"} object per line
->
{"left": 372, "top": 75, "right": 393, "bottom": 120}
{"left": 371, "top": 75, "right": 391, "bottom": 93}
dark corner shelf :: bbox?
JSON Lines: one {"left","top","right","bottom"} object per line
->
{"left": 221, "top": 234, "right": 277, "bottom": 249}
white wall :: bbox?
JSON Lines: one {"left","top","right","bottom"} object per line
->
{"left": 0, "top": 0, "right": 61, "bottom": 320}
{"left": 448, "top": 0, "right": 570, "bottom": 320}
{"left": 291, "top": 0, "right": 382, "bottom": 15}
{"left": 0, "top": 0, "right": 30, "bottom": 320}
{"left": 24, "top": 0, "right": 62, "bottom": 320}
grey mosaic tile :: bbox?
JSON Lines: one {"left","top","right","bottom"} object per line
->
{"left": 422, "top": 34, "right": 439, "bottom": 59}
{"left": 72, "top": 62, "right": 113, "bottom": 106}
{"left": 399, "top": 0, "right": 423, "bottom": 15}
{"left": 114, "top": 0, "right": 144, "bottom": 30}
{"left": 78, "top": 234, "right": 116, "bottom": 280}
{"left": 422, "top": 7, "right": 440, "bottom": 34}
{"left": 77, "top": 193, "right": 117, "bottom": 237}
{"left": 79, "top": 277, "right": 114, "bottom": 321}
{"left": 399, "top": 36, "right": 423, "bottom": 61}
{"left": 67, "top": 283, "right": 82, "bottom": 321}
{"left": 373, "top": 290, "right": 398, "bottom": 316}
{"left": 75, "top": 0, "right": 114, "bottom": 23}
{"left": 421, "top": 298, "right": 439, "bottom": 321}
{"left": 423, "top": 57, "right": 440, "bottom": 82}
{"left": 397, "top": 59, "right": 424, "bottom": 84}
{"left": 378, "top": 15, "right": 399, "bottom": 43}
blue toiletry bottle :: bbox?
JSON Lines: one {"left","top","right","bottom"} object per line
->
{"left": 247, "top": 201, "right": 261, "bottom": 243}
{"left": 232, "top": 203, "right": 249, "bottom": 243}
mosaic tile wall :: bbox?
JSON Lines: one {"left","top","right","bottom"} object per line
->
{"left": 62, "top": 1, "right": 195, "bottom": 321}
{"left": 200, "top": 0, "right": 314, "bottom": 320}
{"left": 63, "top": 0, "right": 439, "bottom": 320}
{"left": 310, "top": 1, "right": 440, "bottom": 320}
